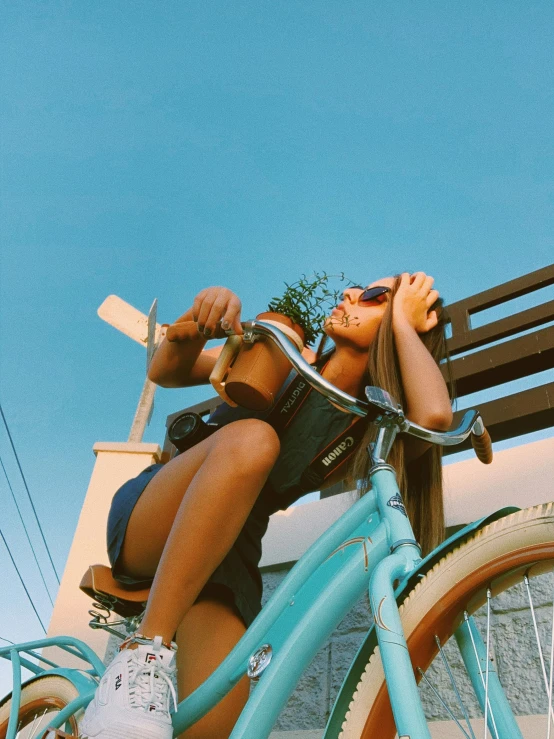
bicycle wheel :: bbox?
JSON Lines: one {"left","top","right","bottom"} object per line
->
{"left": 336, "top": 503, "right": 554, "bottom": 738}
{"left": 0, "top": 675, "right": 82, "bottom": 739}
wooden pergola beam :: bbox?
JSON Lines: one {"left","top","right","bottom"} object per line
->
{"left": 443, "top": 382, "right": 554, "bottom": 457}
{"left": 443, "top": 324, "right": 554, "bottom": 396}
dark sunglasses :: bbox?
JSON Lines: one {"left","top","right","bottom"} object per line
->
{"left": 350, "top": 285, "right": 391, "bottom": 304}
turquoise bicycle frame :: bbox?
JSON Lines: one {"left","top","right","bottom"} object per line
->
{"left": 0, "top": 462, "right": 517, "bottom": 739}
{"left": 225, "top": 462, "right": 430, "bottom": 738}
{"left": 1, "top": 465, "right": 517, "bottom": 739}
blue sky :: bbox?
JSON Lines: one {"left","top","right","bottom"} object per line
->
{"left": 0, "top": 1, "right": 553, "bottom": 696}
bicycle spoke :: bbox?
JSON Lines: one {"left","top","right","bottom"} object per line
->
{"left": 417, "top": 574, "right": 554, "bottom": 737}
{"left": 433, "top": 635, "right": 476, "bottom": 739}
{"left": 26, "top": 709, "right": 40, "bottom": 738}
{"left": 546, "top": 603, "right": 554, "bottom": 739}
{"left": 524, "top": 574, "right": 554, "bottom": 728}
{"left": 26, "top": 707, "right": 46, "bottom": 739}
{"left": 11, "top": 706, "right": 55, "bottom": 739}
{"left": 418, "top": 667, "right": 472, "bottom": 738}
{"left": 484, "top": 589, "right": 491, "bottom": 739}
{"left": 463, "top": 612, "right": 499, "bottom": 739}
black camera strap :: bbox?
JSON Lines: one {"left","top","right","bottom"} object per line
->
{"left": 265, "top": 349, "right": 335, "bottom": 434}
{"left": 265, "top": 372, "right": 313, "bottom": 435}
{"left": 305, "top": 416, "right": 367, "bottom": 484}
{"left": 264, "top": 352, "right": 367, "bottom": 504}
{"left": 278, "top": 417, "right": 367, "bottom": 509}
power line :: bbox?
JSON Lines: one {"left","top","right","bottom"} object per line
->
{"left": 0, "top": 454, "right": 55, "bottom": 607}
{"left": 0, "top": 403, "right": 60, "bottom": 584}
{"left": 0, "top": 525, "right": 47, "bottom": 634}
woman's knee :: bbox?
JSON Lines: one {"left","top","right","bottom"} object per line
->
{"left": 213, "top": 419, "right": 280, "bottom": 471}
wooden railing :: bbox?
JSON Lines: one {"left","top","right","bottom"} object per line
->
{"left": 444, "top": 262, "right": 554, "bottom": 453}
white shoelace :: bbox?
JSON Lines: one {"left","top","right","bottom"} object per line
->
{"left": 127, "top": 653, "right": 177, "bottom": 715}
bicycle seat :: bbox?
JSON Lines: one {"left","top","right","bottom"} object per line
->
{"left": 79, "top": 565, "right": 151, "bottom": 617}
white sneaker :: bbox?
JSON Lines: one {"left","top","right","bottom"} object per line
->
{"left": 80, "top": 635, "right": 177, "bottom": 739}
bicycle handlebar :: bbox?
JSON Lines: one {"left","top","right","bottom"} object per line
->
{"left": 239, "top": 319, "right": 493, "bottom": 463}
{"left": 242, "top": 320, "right": 371, "bottom": 417}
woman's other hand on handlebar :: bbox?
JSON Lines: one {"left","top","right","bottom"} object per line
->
{"left": 166, "top": 287, "right": 243, "bottom": 342}
{"left": 165, "top": 312, "right": 204, "bottom": 343}
{"left": 191, "top": 286, "right": 244, "bottom": 339}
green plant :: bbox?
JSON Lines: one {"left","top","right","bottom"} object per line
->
{"left": 267, "top": 271, "right": 358, "bottom": 345}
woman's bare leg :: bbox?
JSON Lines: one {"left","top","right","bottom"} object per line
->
{"left": 174, "top": 597, "right": 250, "bottom": 739}
{"left": 117, "top": 418, "right": 279, "bottom": 644}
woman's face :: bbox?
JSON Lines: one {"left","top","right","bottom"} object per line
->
{"left": 324, "top": 277, "right": 396, "bottom": 350}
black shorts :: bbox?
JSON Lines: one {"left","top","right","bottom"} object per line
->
{"left": 106, "top": 463, "right": 277, "bottom": 629}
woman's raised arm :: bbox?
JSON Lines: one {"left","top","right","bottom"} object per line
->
{"left": 392, "top": 272, "right": 453, "bottom": 461}
{"left": 148, "top": 286, "right": 243, "bottom": 387}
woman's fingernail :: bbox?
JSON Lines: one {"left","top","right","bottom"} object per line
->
{"left": 193, "top": 315, "right": 198, "bottom": 322}
{"left": 221, "top": 320, "right": 230, "bottom": 330}
{"left": 204, "top": 328, "right": 212, "bottom": 338}
{"left": 198, "top": 324, "right": 205, "bottom": 333}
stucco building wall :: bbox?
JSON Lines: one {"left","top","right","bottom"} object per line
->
{"left": 43, "top": 442, "right": 161, "bottom": 668}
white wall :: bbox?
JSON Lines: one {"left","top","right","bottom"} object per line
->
{"left": 261, "top": 436, "right": 554, "bottom": 567}
{"left": 44, "top": 442, "right": 161, "bottom": 668}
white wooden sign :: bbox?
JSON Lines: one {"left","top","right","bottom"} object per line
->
{"left": 97, "top": 295, "right": 166, "bottom": 441}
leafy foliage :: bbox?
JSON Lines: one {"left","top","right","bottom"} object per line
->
{"left": 267, "top": 271, "right": 357, "bottom": 345}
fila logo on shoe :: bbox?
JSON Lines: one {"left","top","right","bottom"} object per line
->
{"left": 146, "top": 652, "right": 156, "bottom": 663}
{"left": 115, "top": 674, "right": 122, "bottom": 690}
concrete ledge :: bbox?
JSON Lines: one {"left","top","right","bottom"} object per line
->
{"left": 269, "top": 732, "right": 322, "bottom": 739}
{"left": 428, "top": 715, "right": 545, "bottom": 736}
{"left": 93, "top": 441, "right": 162, "bottom": 458}
{"left": 268, "top": 715, "right": 547, "bottom": 737}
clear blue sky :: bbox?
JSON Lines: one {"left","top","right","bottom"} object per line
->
{"left": 1, "top": 1, "right": 553, "bottom": 695}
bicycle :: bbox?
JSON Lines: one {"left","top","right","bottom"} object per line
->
{"left": 1, "top": 319, "right": 553, "bottom": 739}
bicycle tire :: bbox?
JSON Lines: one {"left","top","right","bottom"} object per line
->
{"left": 335, "top": 503, "right": 554, "bottom": 738}
{"left": 0, "top": 675, "right": 82, "bottom": 739}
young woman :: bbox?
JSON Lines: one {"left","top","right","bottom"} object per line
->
{"left": 80, "top": 272, "right": 454, "bottom": 739}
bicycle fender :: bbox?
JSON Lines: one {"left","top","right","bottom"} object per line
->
{"left": 323, "top": 505, "right": 520, "bottom": 738}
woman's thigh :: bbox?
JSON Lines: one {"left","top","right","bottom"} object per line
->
{"left": 117, "top": 418, "right": 279, "bottom": 580}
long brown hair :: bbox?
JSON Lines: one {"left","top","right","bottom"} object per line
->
{"left": 316, "top": 274, "right": 456, "bottom": 555}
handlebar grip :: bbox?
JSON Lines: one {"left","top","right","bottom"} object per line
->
{"left": 209, "top": 335, "right": 242, "bottom": 407}
{"left": 471, "top": 428, "right": 493, "bottom": 464}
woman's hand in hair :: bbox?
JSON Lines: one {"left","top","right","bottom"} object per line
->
{"left": 393, "top": 272, "right": 440, "bottom": 334}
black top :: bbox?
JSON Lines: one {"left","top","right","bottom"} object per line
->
{"left": 208, "top": 350, "right": 356, "bottom": 506}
